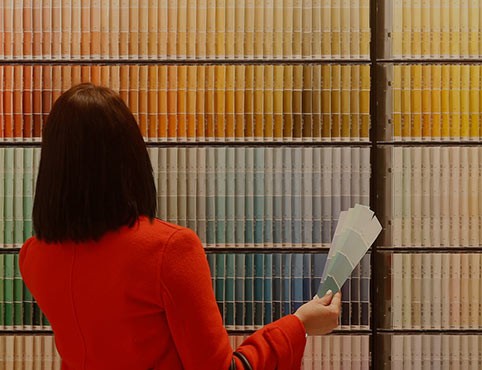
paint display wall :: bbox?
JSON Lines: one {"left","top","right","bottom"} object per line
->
{"left": 1, "top": 1, "right": 482, "bottom": 369}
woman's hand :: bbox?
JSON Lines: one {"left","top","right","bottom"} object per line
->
{"left": 293, "top": 290, "right": 341, "bottom": 336}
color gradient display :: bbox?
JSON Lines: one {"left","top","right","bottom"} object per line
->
{"left": 148, "top": 146, "right": 370, "bottom": 248}
{"left": 0, "top": 64, "right": 370, "bottom": 142}
{"left": 0, "top": 146, "right": 370, "bottom": 249}
{"left": 0, "top": 252, "right": 370, "bottom": 331}
{"left": 0, "top": 0, "right": 370, "bottom": 60}
{"left": 208, "top": 252, "right": 370, "bottom": 331}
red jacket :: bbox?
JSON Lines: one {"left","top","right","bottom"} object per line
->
{"left": 20, "top": 217, "right": 306, "bottom": 370}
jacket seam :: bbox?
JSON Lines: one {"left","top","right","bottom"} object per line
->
{"left": 70, "top": 246, "right": 88, "bottom": 370}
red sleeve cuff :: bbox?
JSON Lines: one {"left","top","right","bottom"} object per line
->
{"left": 234, "top": 314, "right": 307, "bottom": 370}
{"left": 279, "top": 314, "right": 307, "bottom": 353}
{"left": 277, "top": 314, "right": 307, "bottom": 341}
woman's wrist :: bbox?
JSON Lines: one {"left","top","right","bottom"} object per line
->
{"left": 291, "top": 313, "right": 308, "bottom": 337}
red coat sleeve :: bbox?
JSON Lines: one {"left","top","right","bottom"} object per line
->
{"left": 159, "top": 228, "right": 307, "bottom": 370}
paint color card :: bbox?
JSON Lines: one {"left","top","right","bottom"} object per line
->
{"left": 318, "top": 204, "right": 381, "bottom": 296}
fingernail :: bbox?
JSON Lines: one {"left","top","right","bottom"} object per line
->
{"left": 325, "top": 289, "right": 332, "bottom": 296}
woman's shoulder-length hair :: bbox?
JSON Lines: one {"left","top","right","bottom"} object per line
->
{"left": 33, "top": 83, "right": 156, "bottom": 244}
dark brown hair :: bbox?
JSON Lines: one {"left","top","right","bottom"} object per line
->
{"left": 33, "top": 83, "right": 156, "bottom": 243}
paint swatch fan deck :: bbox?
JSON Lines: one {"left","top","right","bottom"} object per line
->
{"left": 318, "top": 204, "right": 381, "bottom": 297}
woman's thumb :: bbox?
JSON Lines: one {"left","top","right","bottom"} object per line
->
{"left": 317, "top": 290, "right": 333, "bottom": 305}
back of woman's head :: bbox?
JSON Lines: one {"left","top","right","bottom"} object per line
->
{"left": 33, "top": 83, "right": 156, "bottom": 243}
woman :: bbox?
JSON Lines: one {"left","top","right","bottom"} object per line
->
{"left": 20, "top": 83, "right": 341, "bottom": 370}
